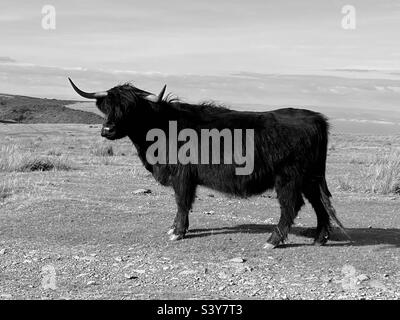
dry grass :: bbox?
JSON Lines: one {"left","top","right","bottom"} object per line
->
{"left": 18, "top": 157, "right": 73, "bottom": 172}
{"left": 0, "top": 181, "right": 13, "bottom": 201}
{"left": 363, "top": 150, "right": 400, "bottom": 194}
{"left": 0, "top": 145, "right": 73, "bottom": 172}
{"left": 337, "top": 175, "right": 353, "bottom": 192}
{"left": 47, "top": 149, "right": 62, "bottom": 156}
{"left": 91, "top": 143, "right": 114, "bottom": 157}
{"left": 0, "top": 175, "right": 19, "bottom": 202}
{"left": 336, "top": 149, "right": 400, "bottom": 195}
{"left": 1, "top": 125, "right": 399, "bottom": 198}
{"left": 88, "top": 142, "right": 117, "bottom": 166}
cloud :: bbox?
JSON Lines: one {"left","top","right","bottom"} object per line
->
{"left": 3, "top": 60, "right": 400, "bottom": 120}
{"left": 0, "top": 14, "right": 24, "bottom": 22}
{"left": 331, "top": 68, "right": 377, "bottom": 73}
{"left": 0, "top": 57, "right": 16, "bottom": 63}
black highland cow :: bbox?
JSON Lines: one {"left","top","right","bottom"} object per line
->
{"left": 69, "top": 78, "right": 347, "bottom": 249}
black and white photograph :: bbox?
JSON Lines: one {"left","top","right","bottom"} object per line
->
{"left": 0, "top": 0, "right": 400, "bottom": 305}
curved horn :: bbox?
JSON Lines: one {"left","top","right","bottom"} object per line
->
{"left": 68, "top": 78, "right": 108, "bottom": 99}
{"left": 145, "top": 85, "right": 167, "bottom": 103}
{"left": 0, "top": 119, "right": 17, "bottom": 124}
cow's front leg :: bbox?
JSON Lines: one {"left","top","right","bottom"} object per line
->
{"left": 168, "top": 176, "right": 197, "bottom": 241}
{"left": 264, "top": 176, "right": 304, "bottom": 249}
{"left": 167, "top": 209, "right": 189, "bottom": 241}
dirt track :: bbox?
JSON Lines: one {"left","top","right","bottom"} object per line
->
{"left": 1, "top": 124, "right": 399, "bottom": 299}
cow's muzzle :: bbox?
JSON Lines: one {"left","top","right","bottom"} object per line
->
{"left": 101, "top": 125, "right": 117, "bottom": 139}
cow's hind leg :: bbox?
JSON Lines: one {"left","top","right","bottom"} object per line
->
{"left": 168, "top": 176, "right": 197, "bottom": 241}
{"left": 303, "top": 182, "right": 331, "bottom": 245}
{"left": 264, "top": 177, "right": 304, "bottom": 249}
{"left": 303, "top": 179, "right": 348, "bottom": 245}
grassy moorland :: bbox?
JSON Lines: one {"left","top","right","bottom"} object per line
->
{"left": 0, "top": 94, "right": 102, "bottom": 124}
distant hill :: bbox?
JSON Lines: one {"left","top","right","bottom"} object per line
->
{"left": 0, "top": 94, "right": 103, "bottom": 124}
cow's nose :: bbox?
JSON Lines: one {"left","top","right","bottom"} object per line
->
{"left": 101, "top": 127, "right": 111, "bottom": 136}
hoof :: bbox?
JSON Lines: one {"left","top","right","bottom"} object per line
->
{"left": 167, "top": 228, "right": 175, "bottom": 235}
{"left": 313, "top": 233, "right": 329, "bottom": 246}
{"left": 263, "top": 242, "right": 277, "bottom": 250}
{"left": 313, "top": 238, "right": 328, "bottom": 246}
{"left": 169, "top": 233, "right": 184, "bottom": 241}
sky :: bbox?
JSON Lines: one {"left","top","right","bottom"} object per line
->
{"left": 1, "top": 0, "right": 400, "bottom": 103}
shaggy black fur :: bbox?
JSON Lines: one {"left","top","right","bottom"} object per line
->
{"left": 94, "top": 83, "right": 347, "bottom": 248}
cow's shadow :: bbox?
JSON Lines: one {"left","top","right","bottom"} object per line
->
{"left": 187, "top": 224, "right": 400, "bottom": 248}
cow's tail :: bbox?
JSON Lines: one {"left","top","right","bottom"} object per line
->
{"left": 319, "top": 179, "right": 351, "bottom": 240}
{"left": 314, "top": 114, "right": 350, "bottom": 240}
